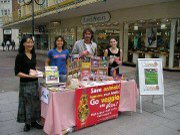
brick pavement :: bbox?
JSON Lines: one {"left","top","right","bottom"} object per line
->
{"left": 0, "top": 50, "right": 180, "bottom": 135}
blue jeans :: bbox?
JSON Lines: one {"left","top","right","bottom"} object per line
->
{"left": 59, "top": 75, "right": 66, "bottom": 82}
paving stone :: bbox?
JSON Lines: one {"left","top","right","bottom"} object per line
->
{"left": 137, "top": 101, "right": 162, "bottom": 113}
{"left": 0, "top": 112, "right": 14, "bottom": 122}
{"left": 145, "top": 125, "right": 179, "bottom": 135}
{"left": 168, "top": 105, "right": 180, "bottom": 113}
{"left": 0, "top": 103, "right": 18, "bottom": 113}
{"left": 153, "top": 109, "right": 180, "bottom": 120}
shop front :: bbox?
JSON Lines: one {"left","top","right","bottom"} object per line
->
{"left": 124, "top": 18, "right": 180, "bottom": 70}
{"left": 47, "top": 12, "right": 122, "bottom": 56}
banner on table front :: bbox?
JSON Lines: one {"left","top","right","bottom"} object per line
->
{"left": 75, "top": 83, "right": 121, "bottom": 130}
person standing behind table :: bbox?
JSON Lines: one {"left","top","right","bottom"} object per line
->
{"left": 14, "top": 35, "right": 43, "bottom": 132}
{"left": 104, "top": 38, "right": 122, "bottom": 76}
{"left": 45, "top": 36, "right": 69, "bottom": 82}
{"left": 71, "top": 28, "right": 97, "bottom": 58}
{"left": 1, "top": 41, "right": 5, "bottom": 51}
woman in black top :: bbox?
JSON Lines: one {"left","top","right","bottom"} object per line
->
{"left": 14, "top": 35, "right": 43, "bottom": 132}
{"left": 104, "top": 38, "right": 122, "bottom": 76}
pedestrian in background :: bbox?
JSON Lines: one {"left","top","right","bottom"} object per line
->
{"left": 1, "top": 41, "right": 5, "bottom": 51}
{"left": 12, "top": 40, "right": 16, "bottom": 50}
{"left": 6, "top": 40, "right": 11, "bottom": 51}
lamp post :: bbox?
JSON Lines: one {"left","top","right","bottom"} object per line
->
{"left": 23, "top": 0, "right": 45, "bottom": 39}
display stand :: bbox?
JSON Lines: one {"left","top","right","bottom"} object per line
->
{"left": 137, "top": 58, "right": 165, "bottom": 113}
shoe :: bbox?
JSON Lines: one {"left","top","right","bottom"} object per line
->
{"left": 31, "top": 121, "right": 43, "bottom": 129}
{"left": 24, "top": 124, "right": 30, "bottom": 132}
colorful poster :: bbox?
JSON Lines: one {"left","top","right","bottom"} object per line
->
{"left": 138, "top": 58, "right": 164, "bottom": 95}
{"left": 76, "top": 83, "right": 121, "bottom": 130}
{"left": 45, "top": 66, "right": 59, "bottom": 84}
{"left": 146, "top": 28, "right": 157, "bottom": 48}
{"left": 144, "top": 68, "right": 158, "bottom": 85}
{"left": 81, "top": 62, "right": 91, "bottom": 81}
{"left": 81, "top": 69, "right": 90, "bottom": 81}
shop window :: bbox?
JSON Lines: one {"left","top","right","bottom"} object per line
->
{"left": 95, "top": 29, "right": 120, "bottom": 56}
{"left": 4, "top": 9, "right": 7, "bottom": 15}
{"left": 127, "top": 19, "right": 171, "bottom": 68}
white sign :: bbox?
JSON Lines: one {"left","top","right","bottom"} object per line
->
{"left": 137, "top": 58, "right": 165, "bottom": 113}
{"left": 81, "top": 12, "right": 110, "bottom": 24}
{"left": 41, "top": 87, "right": 49, "bottom": 104}
{"left": 4, "top": 30, "right": 11, "bottom": 35}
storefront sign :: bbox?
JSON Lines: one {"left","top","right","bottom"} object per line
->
{"left": 4, "top": 30, "right": 11, "bottom": 35}
{"left": 75, "top": 83, "right": 121, "bottom": 130}
{"left": 81, "top": 12, "right": 110, "bottom": 24}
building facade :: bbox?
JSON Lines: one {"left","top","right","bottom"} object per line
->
{"left": 3, "top": 0, "right": 180, "bottom": 70}
{"left": 0, "top": 0, "right": 19, "bottom": 48}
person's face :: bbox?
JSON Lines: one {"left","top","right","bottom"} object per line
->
{"left": 84, "top": 31, "right": 92, "bottom": 40}
{"left": 110, "top": 39, "right": 117, "bottom": 47}
{"left": 56, "top": 38, "right": 64, "bottom": 49}
{"left": 24, "top": 38, "right": 34, "bottom": 51}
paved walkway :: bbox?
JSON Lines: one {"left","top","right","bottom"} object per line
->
{"left": 0, "top": 51, "right": 180, "bottom": 135}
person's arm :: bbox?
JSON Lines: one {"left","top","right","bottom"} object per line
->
{"left": 17, "top": 72, "right": 37, "bottom": 78}
{"left": 45, "top": 50, "right": 52, "bottom": 66}
{"left": 15, "top": 55, "right": 37, "bottom": 78}
{"left": 45, "top": 58, "right": 50, "bottom": 66}
{"left": 104, "top": 49, "right": 108, "bottom": 57}
{"left": 71, "top": 41, "right": 79, "bottom": 55}
{"left": 119, "top": 49, "right": 123, "bottom": 64}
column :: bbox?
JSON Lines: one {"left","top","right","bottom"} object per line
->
{"left": 169, "top": 19, "right": 177, "bottom": 69}
{"left": 123, "top": 23, "right": 129, "bottom": 62}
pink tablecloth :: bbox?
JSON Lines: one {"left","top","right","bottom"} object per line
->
{"left": 41, "top": 80, "right": 138, "bottom": 135}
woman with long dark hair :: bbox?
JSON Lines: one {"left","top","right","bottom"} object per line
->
{"left": 14, "top": 35, "right": 43, "bottom": 131}
{"left": 45, "top": 36, "right": 69, "bottom": 82}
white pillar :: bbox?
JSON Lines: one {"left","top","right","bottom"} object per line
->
{"left": 11, "top": 29, "right": 19, "bottom": 47}
{"left": 123, "top": 23, "right": 129, "bottom": 62}
{"left": 169, "top": 19, "right": 177, "bottom": 69}
{"left": 0, "top": 28, "right": 3, "bottom": 44}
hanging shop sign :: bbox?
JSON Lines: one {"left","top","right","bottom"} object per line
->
{"left": 81, "top": 12, "right": 111, "bottom": 25}
{"left": 4, "top": 30, "right": 11, "bottom": 35}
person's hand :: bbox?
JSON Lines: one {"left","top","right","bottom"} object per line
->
{"left": 114, "top": 58, "right": 122, "bottom": 65}
{"left": 109, "top": 58, "right": 114, "bottom": 64}
{"left": 29, "top": 69, "right": 38, "bottom": 78}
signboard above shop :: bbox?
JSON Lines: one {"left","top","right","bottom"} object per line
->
{"left": 81, "top": 12, "right": 111, "bottom": 25}
{"left": 4, "top": 30, "right": 11, "bottom": 35}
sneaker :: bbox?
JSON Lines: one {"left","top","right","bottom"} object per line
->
{"left": 31, "top": 121, "right": 43, "bottom": 129}
{"left": 24, "top": 124, "right": 30, "bottom": 132}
